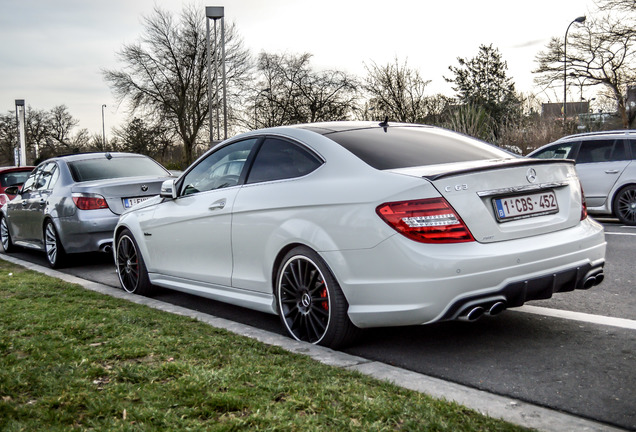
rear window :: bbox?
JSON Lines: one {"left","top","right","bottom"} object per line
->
{"left": 0, "top": 170, "right": 31, "bottom": 187}
{"left": 68, "top": 156, "right": 169, "bottom": 182}
{"left": 325, "top": 126, "right": 512, "bottom": 170}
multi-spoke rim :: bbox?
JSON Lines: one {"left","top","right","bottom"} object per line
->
{"left": 278, "top": 255, "right": 331, "bottom": 343}
{"left": 45, "top": 222, "right": 59, "bottom": 265}
{"left": 0, "top": 217, "right": 10, "bottom": 251}
{"left": 116, "top": 234, "right": 140, "bottom": 293}
{"left": 616, "top": 187, "right": 636, "bottom": 224}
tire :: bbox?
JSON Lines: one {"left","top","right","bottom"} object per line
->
{"left": 0, "top": 215, "right": 15, "bottom": 253}
{"left": 613, "top": 185, "right": 636, "bottom": 226}
{"left": 44, "top": 220, "right": 66, "bottom": 268}
{"left": 115, "top": 229, "right": 153, "bottom": 296}
{"left": 276, "top": 246, "right": 359, "bottom": 348}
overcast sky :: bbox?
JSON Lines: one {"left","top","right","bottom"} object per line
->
{"left": 0, "top": 0, "right": 597, "bottom": 136}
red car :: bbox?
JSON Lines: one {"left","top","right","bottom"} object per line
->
{"left": 0, "top": 166, "right": 34, "bottom": 207}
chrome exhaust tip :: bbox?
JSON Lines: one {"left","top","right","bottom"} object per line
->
{"left": 488, "top": 301, "right": 507, "bottom": 316}
{"left": 458, "top": 306, "right": 485, "bottom": 322}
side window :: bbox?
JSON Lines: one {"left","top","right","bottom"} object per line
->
{"left": 609, "top": 140, "right": 628, "bottom": 161}
{"left": 629, "top": 140, "right": 636, "bottom": 160}
{"left": 21, "top": 168, "right": 41, "bottom": 193}
{"left": 35, "top": 163, "right": 59, "bottom": 190}
{"left": 246, "top": 138, "right": 322, "bottom": 184}
{"left": 576, "top": 140, "right": 615, "bottom": 164}
{"left": 180, "top": 138, "right": 257, "bottom": 196}
{"left": 532, "top": 142, "right": 576, "bottom": 160}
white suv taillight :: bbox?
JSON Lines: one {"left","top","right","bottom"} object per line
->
{"left": 376, "top": 198, "right": 475, "bottom": 243}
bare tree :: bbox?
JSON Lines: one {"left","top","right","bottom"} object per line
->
{"left": 249, "top": 52, "right": 358, "bottom": 128}
{"left": 363, "top": 58, "right": 435, "bottom": 123}
{"left": 534, "top": 6, "right": 636, "bottom": 128}
{"left": 103, "top": 5, "right": 251, "bottom": 164}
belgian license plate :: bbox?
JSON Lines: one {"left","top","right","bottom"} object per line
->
{"left": 493, "top": 190, "right": 558, "bottom": 221}
{"left": 123, "top": 196, "right": 151, "bottom": 209}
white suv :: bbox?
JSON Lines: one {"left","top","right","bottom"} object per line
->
{"left": 529, "top": 130, "right": 636, "bottom": 225}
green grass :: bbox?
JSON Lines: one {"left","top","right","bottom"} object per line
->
{"left": 0, "top": 260, "right": 529, "bottom": 431}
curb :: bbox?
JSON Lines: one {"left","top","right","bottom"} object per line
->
{"left": 0, "top": 253, "right": 625, "bottom": 432}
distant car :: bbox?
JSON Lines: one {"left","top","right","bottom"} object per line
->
{"left": 0, "top": 166, "right": 34, "bottom": 207}
{"left": 0, "top": 153, "right": 173, "bottom": 268}
{"left": 114, "top": 121, "right": 606, "bottom": 348}
{"left": 528, "top": 130, "right": 636, "bottom": 225}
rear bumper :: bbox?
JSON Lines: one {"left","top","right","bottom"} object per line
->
{"left": 57, "top": 210, "right": 119, "bottom": 254}
{"left": 321, "top": 218, "right": 606, "bottom": 328}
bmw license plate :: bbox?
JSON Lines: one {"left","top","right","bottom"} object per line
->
{"left": 493, "top": 190, "right": 558, "bottom": 222}
{"left": 123, "top": 196, "right": 151, "bottom": 209}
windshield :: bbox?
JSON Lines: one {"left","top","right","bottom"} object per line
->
{"left": 68, "top": 156, "right": 169, "bottom": 182}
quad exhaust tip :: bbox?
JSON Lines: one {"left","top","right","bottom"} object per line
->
{"left": 458, "top": 301, "right": 508, "bottom": 322}
{"left": 582, "top": 272, "right": 604, "bottom": 290}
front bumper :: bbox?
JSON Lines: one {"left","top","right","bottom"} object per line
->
{"left": 321, "top": 218, "right": 606, "bottom": 328}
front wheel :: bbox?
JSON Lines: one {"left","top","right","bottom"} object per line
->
{"left": 0, "top": 215, "right": 15, "bottom": 253}
{"left": 115, "top": 229, "right": 153, "bottom": 296}
{"left": 276, "top": 246, "right": 359, "bottom": 348}
{"left": 44, "top": 220, "right": 66, "bottom": 268}
{"left": 613, "top": 185, "right": 636, "bottom": 225}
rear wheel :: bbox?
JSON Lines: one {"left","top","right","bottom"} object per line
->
{"left": 44, "top": 220, "right": 66, "bottom": 268}
{"left": 0, "top": 215, "right": 15, "bottom": 253}
{"left": 613, "top": 185, "right": 636, "bottom": 225}
{"left": 276, "top": 246, "right": 358, "bottom": 348}
{"left": 115, "top": 229, "right": 153, "bottom": 295}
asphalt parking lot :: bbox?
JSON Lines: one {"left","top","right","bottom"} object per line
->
{"left": 2, "top": 218, "right": 634, "bottom": 431}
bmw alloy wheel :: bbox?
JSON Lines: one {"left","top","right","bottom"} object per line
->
{"left": 0, "top": 216, "right": 14, "bottom": 253}
{"left": 44, "top": 221, "right": 65, "bottom": 268}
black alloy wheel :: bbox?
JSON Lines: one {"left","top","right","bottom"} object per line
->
{"left": 44, "top": 220, "right": 66, "bottom": 268}
{"left": 116, "top": 229, "right": 152, "bottom": 295}
{"left": 613, "top": 185, "right": 636, "bottom": 226}
{"left": 276, "top": 246, "right": 358, "bottom": 348}
{"left": 0, "top": 215, "right": 15, "bottom": 253}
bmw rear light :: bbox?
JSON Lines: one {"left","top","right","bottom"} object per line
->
{"left": 72, "top": 193, "right": 109, "bottom": 210}
{"left": 376, "top": 198, "right": 475, "bottom": 243}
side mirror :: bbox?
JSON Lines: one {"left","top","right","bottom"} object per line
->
{"left": 4, "top": 186, "right": 21, "bottom": 196}
{"left": 160, "top": 179, "right": 177, "bottom": 199}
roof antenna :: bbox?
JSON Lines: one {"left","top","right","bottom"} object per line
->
{"left": 105, "top": 152, "right": 112, "bottom": 160}
{"left": 379, "top": 116, "right": 389, "bottom": 131}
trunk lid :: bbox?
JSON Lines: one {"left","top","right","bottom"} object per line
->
{"left": 389, "top": 159, "right": 583, "bottom": 243}
{"left": 72, "top": 176, "right": 170, "bottom": 215}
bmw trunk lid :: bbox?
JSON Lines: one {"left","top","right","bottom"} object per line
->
{"left": 389, "top": 159, "right": 584, "bottom": 243}
{"left": 71, "top": 177, "right": 168, "bottom": 215}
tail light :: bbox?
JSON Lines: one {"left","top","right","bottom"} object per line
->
{"left": 579, "top": 181, "right": 588, "bottom": 221}
{"left": 72, "top": 193, "right": 109, "bottom": 210}
{"left": 376, "top": 198, "right": 475, "bottom": 243}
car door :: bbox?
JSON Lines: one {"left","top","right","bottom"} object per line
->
{"left": 5, "top": 167, "right": 40, "bottom": 244}
{"left": 574, "top": 139, "right": 630, "bottom": 207}
{"left": 141, "top": 138, "right": 258, "bottom": 287}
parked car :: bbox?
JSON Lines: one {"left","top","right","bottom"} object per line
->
{"left": 0, "top": 152, "right": 173, "bottom": 268}
{"left": 528, "top": 130, "right": 636, "bottom": 225}
{"left": 114, "top": 122, "right": 606, "bottom": 348}
{"left": 0, "top": 166, "right": 34, "bottom": 207}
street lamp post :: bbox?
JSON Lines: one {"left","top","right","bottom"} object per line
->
{"left": 563, "top": 15, "right": 586, "bottom": 127}
{"left": 206, "top": 6, "right": 227, "bottom": 144}
{"left": 101, "top": 104, "right": 107, "bottom": 147}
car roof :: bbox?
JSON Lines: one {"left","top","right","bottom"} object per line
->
{"left": 290, "top": 121, "right": 433, "bottom": 135}
{"left": 555, "top": 130, "right": 635, "bottom": 142}
{"left": 0, "top": 166, "right": 35, "bottom": 172}
{"left": 45, "top": 152, "right": 152, "bottom": 163}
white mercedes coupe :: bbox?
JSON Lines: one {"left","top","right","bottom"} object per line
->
{"left": 114, "top": 122, "right": 606, "bottom": 348}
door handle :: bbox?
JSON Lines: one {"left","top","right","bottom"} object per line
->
{"left": 21, "top": 201, "right": 27, "bottom": 207}
{"left": 39, "top": 199, "right": 46, "bottom": 207}
{"left": 604, "top": 170, "right": 620, "bottom": 174}
{"left": 209, "top": 198, "right": 226, "bottom": 210}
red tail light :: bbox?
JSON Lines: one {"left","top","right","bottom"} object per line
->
{"left": 376, "top": 198, "right": 475, "bottom": 243}
{"left": 579, "top": 181, "right": 588, "bottom": 221}
{"left": 72, "top": 193, "right": 109, "bottom": 210}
